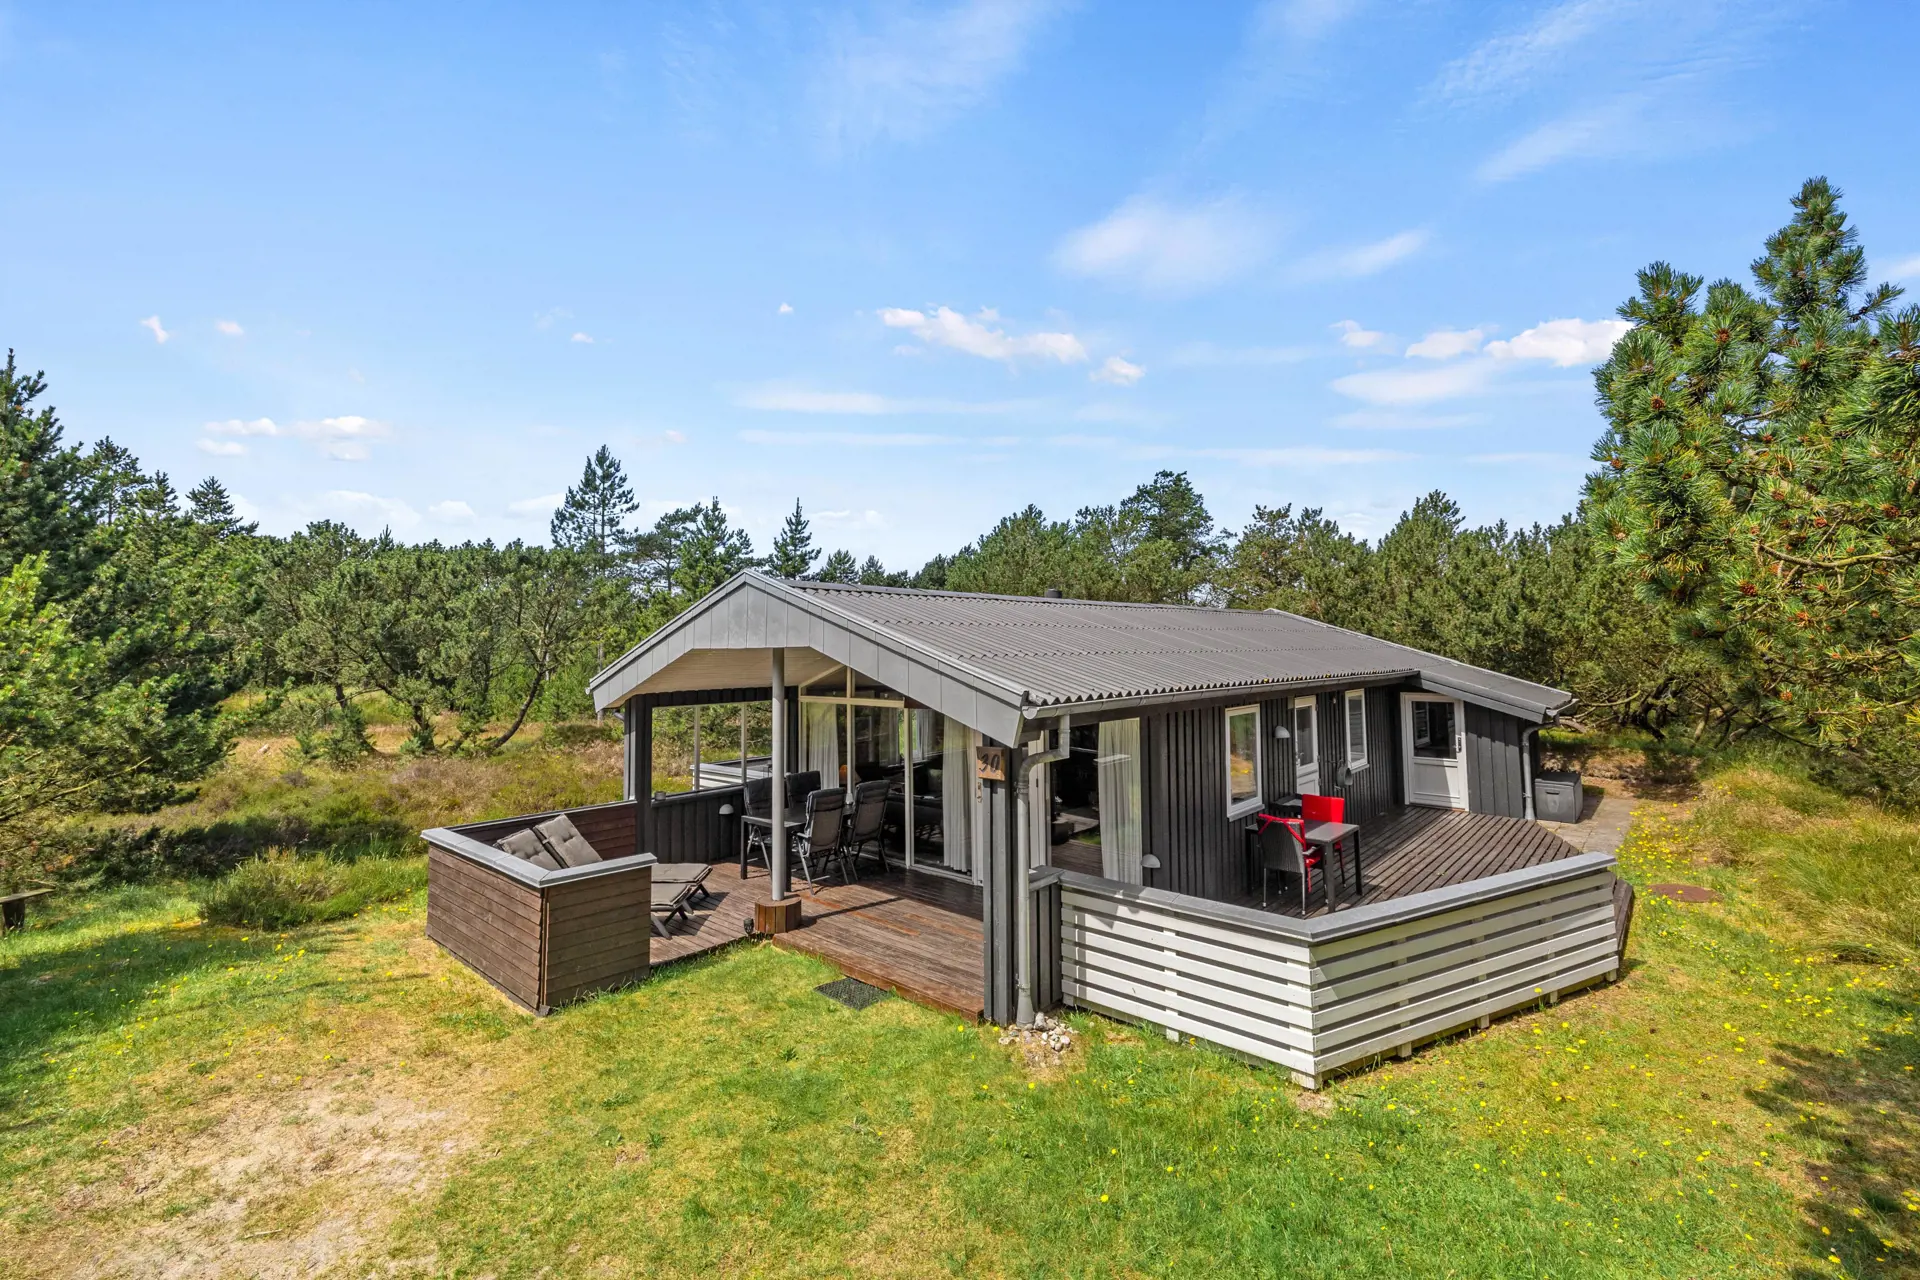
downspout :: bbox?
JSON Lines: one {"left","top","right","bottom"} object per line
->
{"left": 1520, "top": 710, "right": 1563, "bottom": 821}
{"left": 1013, "top": 713, "right": 1071, "bottom": 1026}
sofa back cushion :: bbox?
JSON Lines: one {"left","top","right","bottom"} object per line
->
{"left": 534, "top": 813, "right": 604, "bottom": 868}
{"left": 495, "top": 827, "right": 561, "bottom": 871}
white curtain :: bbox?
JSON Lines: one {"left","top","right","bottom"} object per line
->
{"left": 940, "top": 716, "right": 973, "bottom": 874}
{"left": 911, "top": 709, "right": 936, "bottom": 762}
{"left": 1097, "top": 718, "right": 1143, "bottom": 884}
{"left": 802, "top": 702, "right": 840, "bottom": 786}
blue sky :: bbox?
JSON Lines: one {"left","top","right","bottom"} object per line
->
{"left": 5, "top": 1, "right": 1918, "bottom": 569}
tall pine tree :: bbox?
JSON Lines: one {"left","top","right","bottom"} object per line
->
{"left": 550, "top": 446, "right": 638, "bottom": 560}
{"left": 768, "top": 499, "right": 819, "bottom": 578}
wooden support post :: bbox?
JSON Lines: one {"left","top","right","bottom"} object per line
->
{"left": 1398, "top": 1042, "right": 1413, "bottom": 1059}
{"left": 1547, "top": 989, "right": 1560, "bottom": 1006}
{"left": 755, "top": 897, "right": 803, "bottom": 934}
{"left": 769, "top": 649, "right": 788, "bottom": 901}
{"left": 1477, "top": 1014, "right": 1491, "bottom": 1031}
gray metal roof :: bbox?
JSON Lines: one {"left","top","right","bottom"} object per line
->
{"left": 783, "top": 580, "right": 1571, "bottom": 721}
{"left": 589, "top": 572, "right": 1571, "bottom": 734}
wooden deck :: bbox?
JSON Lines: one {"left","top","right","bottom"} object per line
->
{"left": 1227, "top": 806, "right": 1584, "bottom": 918}
{"left": 650, "top": 861, "right": 985, "bottom": 1019}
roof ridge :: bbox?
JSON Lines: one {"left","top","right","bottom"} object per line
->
{"left": 780, "top": 576, "right": 1230, "bottom": 613}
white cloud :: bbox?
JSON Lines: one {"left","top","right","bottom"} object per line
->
{"left": 139, "top": 316, "right": 169, "bottom": 344}
{"left": 1885, "top": 254, "right": 1920, "bottom": 279}
{"left": 508, "top": 493, "right": 563, "bottom": 516}
{"left": 814, "top": 508, "right": 888, "bottom": 529}
{"left": 534, "top": 307, "right": 570, "bottom": 330}
{"left": 1054, "top": 195, "right": 1273, "bottom": 294}
{"left": 778, "top": 302, "right": 794, "bottom": 314}
{"left": 739, "top": 429, "right": 962, "bottom": 448}
{"left": 815, "top": 0, "right": 1066, "bottom": 148}
{"left": 197, "top": 439, "right": 247, "bottom": 456}
{"left": 736, "top": 385, "right": 1030, "bottom": 415}
{"left": 1430, "top": 0, "right": 1626, "bottom": 104}
{"left": 1486, "top": 317, "right": 1630, "bottom": 366}
{"left": 1090, "top": 356, "right": 1144, "bottom": 386}
{"left": 663, "top": 429, "right": 687, "bottom": 444}
{"left": 214, "top": 319, "right": 244, "bottom": 337}
{"left": 570, "top": 332, "right": 594, "bottom": 344}
{"left": 315, "top": 490, "right": 421, "bottom": 533}
{"left": 1201, "top": 445, "right": 1412, "bottom": 466}
{"left": 1405, "top": 328, "right": 1484, "bottom": 360}
{"left": 428, "top": 500, "right": 476, "bottom": 522}
{"left": 878, "top": 306, "right": 1087, "bottom": 364}
{"left": 1331, "top": 319, "right": 1387, "bottom": 350}
{"left": 1330, "top": 361, "right": 1498, "bottom": 406}
{"left": 1476, "top": 97, "right": 1643, "bottom": 182}
{"left": 1298, "top": 229, "right": 1429, "bottom": 280}
{"left": 202, "top": 414, "right": 390, "bottom": 461}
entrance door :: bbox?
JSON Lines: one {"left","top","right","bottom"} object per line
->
{"left": 1291, "top": 697, "right": 1319, "bottom": 794}
{"left": 1402, "top": 694, "right": 1467, "bottom": 809}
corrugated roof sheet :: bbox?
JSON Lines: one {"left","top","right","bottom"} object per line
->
{"left": 784, "top": 579, "right": 1570, "bottom": 718}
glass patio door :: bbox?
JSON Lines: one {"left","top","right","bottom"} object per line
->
{"left": 1402, "top": 694, "right": 1467, "bottom": 809}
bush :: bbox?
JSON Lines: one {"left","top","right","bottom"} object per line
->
{"left": 196, "top": 849, "right": 424, "bottom": 929}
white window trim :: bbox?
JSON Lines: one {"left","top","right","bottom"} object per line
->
{"left": 1344, "top": 688, "right": 1369, "bottom": 772}
{"left": 1225, "top": 704, "right": 1264, "bottom": 818}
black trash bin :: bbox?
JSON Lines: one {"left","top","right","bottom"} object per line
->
{"left": 1533, "top": 771, "right": 1583, "bottom": 823}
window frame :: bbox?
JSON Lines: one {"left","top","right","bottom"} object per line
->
{"left": 1343, "top": 688, "right": 1369, "bottom": 772}
{"left": 1224, "top": 704, "right": 1264, "bottom": 819}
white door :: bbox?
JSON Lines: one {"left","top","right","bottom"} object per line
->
{"left": 1402, "top": 694, "right": 1467, "bottom": 809}
{"left": 1291, "top": 697, "right": 1319, "bottom": 794}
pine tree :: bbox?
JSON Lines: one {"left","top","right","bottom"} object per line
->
{"left": 767, "top": 500, "right": 819, "bottom": 579}
{"left": 1588, "top": 177, "right": 1919, "bottom": 775}
{"left": 550, "top": 446, "right": 638, "bottom": 559}
{"left": 818, "top": 549, "right": 858, "bottom": 583}
{"left": 187, "top": 477, "right": 256, "bottom": 536}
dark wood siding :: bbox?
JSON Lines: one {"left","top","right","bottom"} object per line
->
{"left": 426, "top": 847, "right": 544, "bottom": 1010}
{"left": 1033, "top": 877, "right": 1061, "bottom": 1014}
{"left": 1464, "top": 702, "right": 1529, "bottom": 818}
{"left": 649, "top": 787, "right": 743, "bottom": 864}
{"left": 1139, "top": 705, "right": 1236, "bottom": 901}
{"left": 1322, "top": 685, "right": 1403, "bottom": 824}
{"left": 542, "top": 868, "right": 651, "bottom": 1006}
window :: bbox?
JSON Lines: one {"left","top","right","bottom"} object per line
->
{"left": 1293, "top": 700, "right": 1316, "bottom": 768}
{"left": 1411, "top": 698, "right": 1458, "bottom": 759}
{"left": 1226, "top": 705, "right": 1262, "bottom": 817}
{"left": 1344, "top": 689, "right": 1369, "bottom": 771}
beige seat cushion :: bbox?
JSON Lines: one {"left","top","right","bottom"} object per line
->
{"left": 533, "top": 814, "right": 603, "bottom": 868}
{"left": 495, "top": 828, "right": 561, "bottom": 871}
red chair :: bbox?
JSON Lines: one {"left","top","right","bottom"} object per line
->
{"left": 1300, "top": 793, "right": 1345, "bottom": 824}
{"left": 1255, "top": 814, "right": 1324, "bottom": 913}
{"left": 1299, "top": 793, "right": 1358, "bottom": 899}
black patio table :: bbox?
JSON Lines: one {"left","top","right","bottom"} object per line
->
{"left": 740, "top": 806, "right": 809, "bottom": 875}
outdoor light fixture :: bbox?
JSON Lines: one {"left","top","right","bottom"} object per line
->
{"left": 1274, "top": 723, "right": 1291, "bottom": 740}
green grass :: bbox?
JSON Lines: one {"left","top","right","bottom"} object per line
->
{"left": 196, "top": 849, "right": 426, "bottom": 929}
{"left": 3, "top": 762, "right": 1917, "bottom": 1277}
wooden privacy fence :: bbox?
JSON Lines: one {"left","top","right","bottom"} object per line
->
{"left": 1043, "top": 852, "right": 1625, "bottom": 1088}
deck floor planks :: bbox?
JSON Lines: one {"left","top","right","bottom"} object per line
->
{"left": 647, "top": 861, "right": 986, "bottom": 1019}
{"left": 1227, "top": 806, "right": 1583, "bottom": 920}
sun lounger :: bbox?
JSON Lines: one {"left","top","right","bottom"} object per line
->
{"left": 651, "top": 877, "right": 699, "bottom": 937}
{"left": 649, "top": 862, "right": 714, "bottom": 902}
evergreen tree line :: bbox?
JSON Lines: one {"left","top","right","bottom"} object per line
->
{"left": 6, "top": 177, "right": 1915, "bottom": 882}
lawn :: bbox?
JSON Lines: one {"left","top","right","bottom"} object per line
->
{"left": 2, "top": 755, "right": 1916, "bottom": 1277}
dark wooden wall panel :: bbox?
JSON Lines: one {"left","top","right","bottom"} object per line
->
{"left": 426, "top": 848, "right": 543, "bottom": 1010}
{"left": 1033, "top": 878, "right": 1061, "bottom": 1013}
{"left": 453, "top": 800, "right": 640, "bottom": 861}
{"left": 542, "top": 870, "right": 651, "bottom": 1006}
{"left": 1139, "top": 705, "right": 1234, "bottom": 901}
{"left": 1464, "top": 704, "right": 1528, "bottom": 818}
{"left": 649, "top": 787, "right": 743, "bottom": 863}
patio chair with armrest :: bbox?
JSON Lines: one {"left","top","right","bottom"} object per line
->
{"left": 789, "top": 787, "right": 847, "bottom": 889}
{"left": 1255, "top": 813, "right": 1326, "bottom": 913}
{"left": 844, "top": 779, "right": 892, "bottom": 876}
{"left": 742, "top": 775, "right": 774, "bottom": 874}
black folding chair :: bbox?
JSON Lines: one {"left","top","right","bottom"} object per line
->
{"left": 844, "top": 779, "right": 892, "bottom": 877}
{"left": 789, "top": 787, "right": 847, "bottom": 889}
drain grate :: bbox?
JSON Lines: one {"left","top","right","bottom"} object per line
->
{"left": 816, "top": 977, "right": 892, "bottom": 1010}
